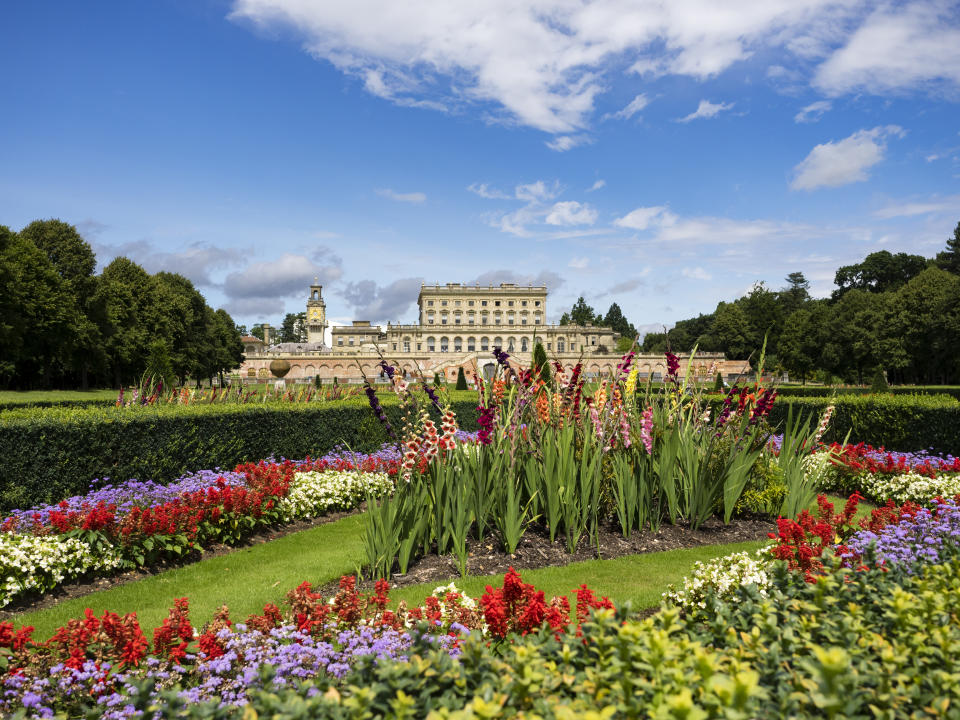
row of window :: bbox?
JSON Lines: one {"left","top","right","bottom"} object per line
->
{"left": 383, "top": 337, "right": 574, "bottom": 353}
{"left": 425, "top": 299, "right": 542, "bottom": 308}
{"left": 425, "top": 313, "right": 541, "bottom": 325}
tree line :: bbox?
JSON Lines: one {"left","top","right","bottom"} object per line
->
{"left": 640, "top": 221, "right": 960, "bottom": 385}
{"left": 0, "top": 220, "right": 244, "bottom": 390}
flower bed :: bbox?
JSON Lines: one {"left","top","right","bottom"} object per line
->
{"left": 0, "top": 443, "right": 423, "bottom": 608}
{"left": 0, "top": 570, "right": 609, "bottom": 718}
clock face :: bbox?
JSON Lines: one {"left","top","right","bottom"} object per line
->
{"left": 309, "top": 309, "right": 322, "bottom": 320}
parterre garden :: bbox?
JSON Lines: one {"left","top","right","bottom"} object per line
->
{"left": 2, "top": 351, "right": 960, "bottom": 718}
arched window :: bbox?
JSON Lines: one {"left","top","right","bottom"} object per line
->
{"left": 557, "top": 338, "right": 565, "bottom": 352}
{"left": 454, "top": 337, "right": 462, "bottom": 351}
{"left": 427, "top": 337, "right": 436, "bottom": 351}
{"left": 494, "top": 337, "right": 503, "bottom": 349}
{"left": 440, "top": 336, "right": 449, "bottom": 352}
{"left": 481, "top": 337, "right": 489, "bottom": 351}
{"left": 508, "top": 337, "right": 515, "bottom": 351}
{"left": 521, "top": 337, "right": 528, "bottom": 352}
{"left": 467, "top": 337, "right": 476, "bottom": 351}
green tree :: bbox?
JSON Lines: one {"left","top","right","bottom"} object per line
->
{"left": 780, "top": 272, "right": 811, "bottom": 314}
{"left": 561, "top": 297, "right": 602, "bottom": 326}
{"left": 709, "top": 303, "right": 752, "bottom": 360}
{"left": 532, "top": 341, "right": 551, "bottom": 383}
{"left": 211, "top": 308, "right": 244, "bottom": 386}
{"left": 819, "top": 290, "right": 882, "bottom": 385}
{"left": 0, "top": 227, "right": 75, "bottom": 388}
{"left": 251, "top": 324, "right": 265, "bottom": 341}
{"left": 95, "top": 257, "right": 153, "bottom": 388}
{"left": 870, "top": 368, "right": 888, "bottom": 392}
{"left": 455, "top": 366, "right": 468, "bottom": 390}
{"left": 833, "top": 250, "right": 929, "bottom": 298}
{"left": 280, "top": 312, "right": 307, "bottom": 343}
{"left": 18, "top": 219, "right": 103, "bottom": 388}
{"left": 778, "top": 309, "right": 818, "bottom": 384}
{"left": 935, "top": 221, "right": 960, "bottom": 275}
{"left": 601, "top": 302, "right": 636, "bottom": 339}
{"left": 144, "top": 338, "right": 176, "bottom": 391}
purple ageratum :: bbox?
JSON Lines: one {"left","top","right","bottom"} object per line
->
{"left": 844, "top": 500, "right": 960, "bottom": 572}
{"left": 3, "top": 469, "right": 248, "bottom": 532}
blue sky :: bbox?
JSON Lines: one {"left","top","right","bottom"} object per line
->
{"left": 2, "top": 1, "right": 959, "bottom": 334}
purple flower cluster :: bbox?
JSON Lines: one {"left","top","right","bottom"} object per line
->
{"left": 422, "top": 382, "right": 442, "bottom": 412}
{"left": 364, "top": 382, "right": 397, "bottom": 442}
{"left": 844, "top": 500, "right": 960, "bottom": 571}
{"left": 3, "top": 622, "right": 466, "bottom": 719}
{"left": 3, "top": 469, "right": 247, "bottom": 531}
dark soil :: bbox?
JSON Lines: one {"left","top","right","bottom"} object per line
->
{"left": 0, "top": 509, "right": 361, "bottom": 619}
{"left": 328, "top": 515, "right": 776, "bottom": 595}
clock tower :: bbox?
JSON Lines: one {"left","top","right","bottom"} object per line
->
{"left": 306, "top": 279, "right": 328, "bottom": 345}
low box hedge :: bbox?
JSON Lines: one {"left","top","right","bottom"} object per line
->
{"left": 709, "top": 392, "right": 960, "bottom": 454}
{"left": 772, "top": 385, "right": 960, "bottom": 400}
{"left": 0, "top": 391, "right": 480, "bottom": 513}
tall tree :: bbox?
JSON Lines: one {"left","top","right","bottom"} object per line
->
{"left": 778, "top": 309, "right": 817, "bottom": 384}
{"left": 211, "top": 308, "right": 245, "bottom": 386}
{"left": 95, "top": 257, "right": 153, "bottom": 388}
{"left": 601, "top": 302, "right": 637, "bottom": 340}
{"left": 935, "top": 221, "right": 960, "bottom": 274}
{"left": 560, "top": 296, "right": 602, "bottom": 326}
{"left": 280, "top": 312, "right": 307, "bottom": 343}
{"left": 18, "top": 219, "right": 103, "bottom": 387}
{"left": 833, "top": 250, "right": 929, "bottom": 298}
{"left": 709, "top": 302, "right": 752, "bottom": 360}
{"left": 780, "top": 272, "right": 811, "bottom": 314}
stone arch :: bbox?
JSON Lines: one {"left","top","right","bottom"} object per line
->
{"left": 454, "top": 336, "right": 463, "bottom": 352}
{"left": 304, "top": 364, "right": 316, "bottom": 377}
{"left": 467, "top": 336, "right": 476, "bottom": 351}
{"left": 440, "top": 336, "right": 449, "bottom": 352}
{"left": 257, "top": 367, "right": 269, "bottom": 378}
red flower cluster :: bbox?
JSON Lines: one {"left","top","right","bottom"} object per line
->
{"left": 480, "top": 567, "right": 612, "bottom": 640}
{"left": 825, "top": 441, "right": 957, "bottom": 480}
{"left": 769, "top": 493, "right": 922, "bottom": 582}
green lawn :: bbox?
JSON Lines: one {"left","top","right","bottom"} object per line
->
{"left": 0, "top": 389, "right": 117, "bottom": 405}
{"left": 14, "top": 514, "right": 368, "bottom": 638}
{"left": 388, "top": 539, "right": 768, "bottom": 611}
{"left": 13, "top": 491, "right": 860, "bottom": 637}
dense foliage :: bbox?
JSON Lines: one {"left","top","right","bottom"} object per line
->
{"left": 0, "top": 220, "right": 244, "bottom": 390}
{"left": 643, "top": 223, "right": 960, "bottom": 385}
{"left": 0, "top": 392, "right": 480, "bottom": 512}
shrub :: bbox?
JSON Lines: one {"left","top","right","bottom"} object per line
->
{"left": 0, "top": 392, "right": 479, "bottom": 513}
{"left": 455, "top": 367, "right": 467, "bottom": 390}
{"left": 870, "top": 368, "right": 888, "bottom": 393}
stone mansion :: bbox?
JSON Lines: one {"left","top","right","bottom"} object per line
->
{"left": 237, "top": 281, "right": 749, "bottom": 384}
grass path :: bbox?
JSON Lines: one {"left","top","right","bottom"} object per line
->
{"left": 14, "top": 514, "right": 368, "bottom": 638}
{"left": 388, "top": 539, "right": 768, "bottom": 611}
{"left": 12, "top": 493, "right": 867, "bottom": 637}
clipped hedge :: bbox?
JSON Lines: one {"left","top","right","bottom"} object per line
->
{"left": 773, "top": 385, "right": 960, "bottom": 400}
{"left": 0, "top": 398, "right": 117, "bottom": 411}
{"left": 704, "top": 392, "right": 960, "bottom": 454}
{"left": 0, "top": 392, "right": 480, "bottom": 513}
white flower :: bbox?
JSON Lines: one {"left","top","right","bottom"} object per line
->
{"left": 278, "top": 470, "right": 393, "bottom": 521}
{"left": 663, "top": 549, "right": 772, "bottom": 614}
{"left": 860, "top": 471, "right": 960, "bottom": 504}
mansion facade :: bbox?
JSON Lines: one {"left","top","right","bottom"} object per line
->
{"left": 238, "top": 281, "right": 750, "bottom": 384}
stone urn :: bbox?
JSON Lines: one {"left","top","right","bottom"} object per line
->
{"left": 269, "top": 358, "right": 291, "bottom": 379}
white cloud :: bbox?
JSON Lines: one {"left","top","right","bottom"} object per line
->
{"left": 230, "top": 0, "right": 886, "bottom": 135}
{"left": 814, "top": 3, "right": 960, "bottom": 97}
{"left": 569, "top": 256, "right": 589, "bottom": 269}
{"left": 467, "top": 182, "right": 511, "bottom": 199}
{"left": 677, "top": 99, "right": 734, "bottom": 122}
{"left": 94, "top": 239, "right": 245, "bottom": 287}
{"left": 791, "top": 125, "right": 905, "bottom": 191}
{"left": 545, "top": 134, "right": 592, "bottom": 151}
{"left": 874, "top": 196, "right": 960, "bottom": 219}
{"left": 587, "top": 179, "right": 606, "bottom": 192}
{"left": 603, "top": 93, "right": 649, "bottom": 121}
{"left": 681, "top": 266, "right": 712, "bottom": 280}
{"left": 794, "top": 99, "right": 831, "bottom": 123}
{"left": 376, "top": 188, "right": 427, "bottom": 203}
{"left": 613, "top": 205, "right": 675, "bottom": 230}
{"left": 545, "top": 201, "right": 598, "bottom": 226}
{"left": 515, "top": 180, "right": 561, "bottom": 203}
{"left": 223, "top": 252, "right": 343, "bottom": 299}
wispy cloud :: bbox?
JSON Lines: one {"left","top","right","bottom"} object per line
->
{"left": 376, "top": 188, "right": 427, "bottom": 203}
{"left": 545, "top": 134, "right": 592, "bottom": 152}
{"left": 794, "top": 100, "right": 831, "bottom": 123}
{"left": 467, "top": 182, "right": 511, "bottom": 199}
{"left": 874, "top": 195, "right": 960, "bottom": 219}
{"left": 613, "top": 206, "right": 675, "bottom": 230}
{"left": 545, "top": 201, "right": 597, "bottom": 226}
{"left": 677, "top": 99, "right": 734, "bottom": 123}
{"left": 586, "top": 179, "right": 606, "bottom": 192}
{"left": 602, "top": 94, "right": 649, "bottom": 121}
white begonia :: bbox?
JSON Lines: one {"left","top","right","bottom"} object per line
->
{"left": 1, "top": 533, "right": 122, "bottom": 608}
{"left": 802, "top": 450, "right": 836, "bottom": 489}
{"left": 860, "top": 470, "right": 960, "bottom": 505}
{"left": 663, "top": 549, "right": 772, "bottom": 614}
{"left": 278, "top": 470, "right": 393, "bottom": 521}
